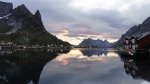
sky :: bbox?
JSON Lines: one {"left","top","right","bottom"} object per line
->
{"left": 2, "top": 0, "right": 150, "bottom": 45}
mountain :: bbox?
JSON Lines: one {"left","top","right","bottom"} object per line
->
{"left": 114, "top": 17, "right": 150, "bottom": 47}
{"left": 79, "top": 38, "right": 112, "bottom": 47}
{"left": 0, "top": 1, "right": 13, "bottom": 17}
{"left": 0, "top": 2, "right": 70, "bottom": 46}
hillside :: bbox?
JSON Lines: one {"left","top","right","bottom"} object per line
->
{"left": 79, "top": 38, "right": 113, "bottom": 48}
{"left": 0, "top": 2, "right": 70, "bottom": 46}
{"left": 114, "top": 17, "right": 150, "bottom": 47}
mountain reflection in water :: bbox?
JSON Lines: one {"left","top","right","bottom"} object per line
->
{"left": 53, "top": 48, "right": 119, "bottom": 66}
{"left": 79, "top": 48, "right": 108, "bottom": 56}
{"left": 0, "top": 49, "right": 149, "bottom": 84}
{"left": 0, "top": 49, "right": 70, "bottom": 84}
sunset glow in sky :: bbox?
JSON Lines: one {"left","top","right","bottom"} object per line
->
{"left": 3, "top": 0, "right": 150, "bottom": 45}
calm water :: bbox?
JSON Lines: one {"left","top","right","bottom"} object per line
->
{"left": 0, "top": 48, "right": 149, "bottom": 84}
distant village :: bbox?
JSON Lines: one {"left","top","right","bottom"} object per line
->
{"left": 1, "top": 31, "right": 150, "bottom": 51}
{"left": 0, "top": 41, "right": 73, "bottom": 50}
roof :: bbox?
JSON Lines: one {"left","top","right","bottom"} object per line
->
{"left": 124, "top": 31, "right": 150, "bottom": 41}
{"left": 138, "top": 31, "right": 150, "bottom": 40}
{"left": 132, "top": 34, "right": 141, "bottom": 38}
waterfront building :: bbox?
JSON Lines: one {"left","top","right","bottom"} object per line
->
{"left": 124, "top": 32, "right": 150, "bottom": 50}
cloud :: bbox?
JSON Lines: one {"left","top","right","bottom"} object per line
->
{"left": 39, "top": 51, "right": 142, "bottom": 84}
{"left": 121, "top": 21, "right": 132, "bottom": 26}
{"left": 3, "top": 0, "right": 150, "bottom": 45}
{"left": 64, "top": 33, "right": 80, "bottom": 37}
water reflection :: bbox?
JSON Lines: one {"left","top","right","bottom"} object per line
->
{"left": 40, "top": 49, "right": 143, "bottom": 84}
{"left": 79, "top": 48, "right": 108, "bottom": 56}
{"left": 119, "top": 51, "right": 150, "bottom": 83}
{"left": 0, "top": 49, "right": 70, "bottom": 84}
{"left": 54, "top": 49, "right": 119, "bottom": 66}
{"left": 0, "top": 49, "right": 147, "bottom": 84}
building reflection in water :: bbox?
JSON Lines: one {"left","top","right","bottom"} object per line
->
{"left": 120, "top": 51, "right": 150, "bottom": 83}
{"left": 0, "top": 49, "right": 70, "bottom": 84}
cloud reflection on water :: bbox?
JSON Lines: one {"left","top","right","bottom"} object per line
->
{"left": 54, "top": 49, "right": 119, "bottom": 65}
{"left": 39, "top": 48, "right": 142, "bottom": 84}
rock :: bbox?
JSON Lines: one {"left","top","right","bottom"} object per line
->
{"left": 0, "top": 2, "right": 71, "bottom": 46}
{"left": 114, "top": 17, "right": 150, "bottom": 47}
{"left": 11, "top": 4, "right": 32, "bottom": 17}
{"left": 0, "top": 1, "right": 13, "bottom": 17}
{"left": 5, "top": 4, "right": 33, "bottom": 34}
{"left": 31, "top": 10, "right": 46, "bottom": 30}
{"left": 79, "top": 38, "right": 112, "bottom": 47}
{"left": 143, "top": 17, "right": 150, "bottom": 26}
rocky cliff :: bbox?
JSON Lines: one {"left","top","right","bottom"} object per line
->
{"left": 114, "top": 17, "right": 150, "bottom": 47}
{"left": 5, "top": 4, "right": 33, "bottom": 34}
{"left": 0, "top": 2, "right": 70, "bottom": 46}
{"left": 0, "top": 1, "right": 13, "bottom": 17}
{"left": 79, "top": 38, "right": 112, "bottom": 47}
